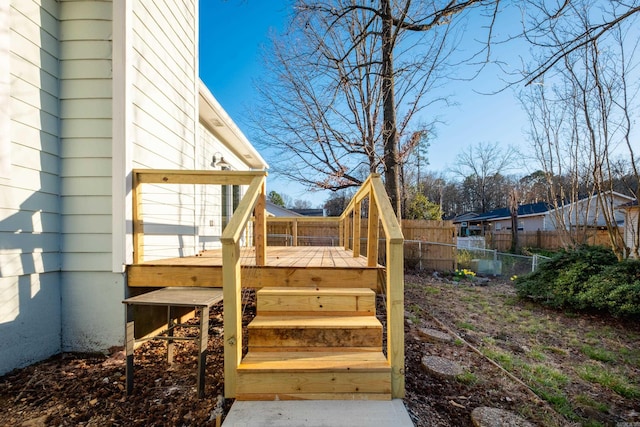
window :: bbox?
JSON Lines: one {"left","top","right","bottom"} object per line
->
{"left": 221, "top": 184, "right": 241, "bottom": 230}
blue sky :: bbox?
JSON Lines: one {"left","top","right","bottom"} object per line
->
{"left": 199, "top": 1, "right": 530, "bottom": 207}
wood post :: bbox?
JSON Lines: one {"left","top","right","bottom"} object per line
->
{"left": 367, "top": 195, "right": 379, "bottom": 267}
{"left": 292, "top": 219, "right": 298, "bottom": 247}
{"left": 222, "top": 240, "right": 241, "bottom": 398}
{"left": 132, "top": 171, "right": 144, "bottom": 264}
{"left": 387, "top": 239, "right": 405, "bottom": 398}
{"left": 353, "top": 202, "right": 361, "bottom": 257}
{"left": 255, "top": 180, "right": 267, "bottom": 266}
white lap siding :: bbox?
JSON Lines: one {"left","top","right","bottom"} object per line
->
{"left": 0, "top": 0, "right": 61, "bottom": 375}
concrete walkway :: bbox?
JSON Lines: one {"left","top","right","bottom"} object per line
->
{"left": 222, "top": 399, "right": 414, "bottom": 427}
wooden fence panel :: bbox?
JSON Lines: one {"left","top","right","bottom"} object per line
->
{"left": 266, "top": 218, "right": 457, "bottom": 271}
{"left": 486, "top": 229, "right": 624, "bottom": 251}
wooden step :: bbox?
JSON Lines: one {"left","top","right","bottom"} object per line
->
{"left": 257, "top": 287, "right": 376, "bottom": 316}
{"left": 236, "top": 351, "right": 391, "bottom": 400}
{"left": 247, "top": 315, "right": 382, "bottom": 351}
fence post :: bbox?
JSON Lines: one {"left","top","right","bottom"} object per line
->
{"left": 418, "top": 241, "right": 422, "bottom": 271}
{"left": 532, "top": 254, "right": 538, "bottom": 272}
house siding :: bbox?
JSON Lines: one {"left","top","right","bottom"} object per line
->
{"left": 624, "top": 207, "right": 639, "bottom": 258}
{"left": 1, "top": 0, "right": 264, "bottom": 375}
{"left": 196, "top": 121, "right": 250, "bottom": 250}
{"left": 58, "top": 0, "right": 123, "bottom": 352}
{"left": 130, "top": 0, "right": 199, "bottom": 260}
{"left": 0, "top": 0, "right": 62, "bottom": 375}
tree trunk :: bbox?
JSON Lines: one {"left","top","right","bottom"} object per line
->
{"left": 381, "top": 0, "right": 401, "bottom": 219}
{"left": 509, "top": 188, "right": 518, "bottom": 253}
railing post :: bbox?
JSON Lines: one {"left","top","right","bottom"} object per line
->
{"left": 387, "top": 239, "right": 405, "bottom": 398}
{"left": 344, "top": 214, "right": 351, "bottom": 251}
{"left": 367, "top": 195, "right": 379, "bottom": 267}
{"left": 254, "top": 178, "right": 266, "bottom": 266}
{"left": 222, "top": 240, "right": 242, "bottom": 398}
{"left": 132, "top": 171, "right": 144, "bottom": 263}
{"left": 292, "top": 218, "right": 298, "bottom": 247}
{"left": 339, "top": 219, "right": 344, "bottom": 247}
{"left": 353, "top": 201, "right": 361, "bottom": 257}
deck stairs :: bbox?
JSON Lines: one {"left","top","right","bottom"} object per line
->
{"left": 235, "top": 286, "right": 392, "bottom": 400}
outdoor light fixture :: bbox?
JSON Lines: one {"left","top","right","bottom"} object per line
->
{"left": 211, "top": 152, "right": 230, "bottom": 169}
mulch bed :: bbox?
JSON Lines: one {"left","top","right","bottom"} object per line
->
{"left": 3, "top": 275, "right": 627, "bottom": 426}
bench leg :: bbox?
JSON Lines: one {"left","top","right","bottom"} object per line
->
{"left": 167, "top": 306, "right": 176, "bottom": 365}
{"left": 125, "top": 304, "right": 135, "bottom": 395}
{"left": 197, "top": 306, "right": 209, "bottom": 398}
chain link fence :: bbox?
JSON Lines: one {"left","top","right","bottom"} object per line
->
{"left": 266, "top": 233, "right": 550, "bottom": 277}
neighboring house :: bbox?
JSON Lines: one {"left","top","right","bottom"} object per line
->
{"left": 265, "top": 201, "right": 303, "bottom": 217}
{"left": 453, "top": 202, "right": 551, "bottom": 236}
{"left": 1, "top": 1, "right": 266, "bottom": 375}
{"left": 475, "top": 202, "right": 553, "bottom": 234}
{"left": 619, "top": 200, "right": 640, "bottom": 258}
{"left": 453, "top": 192, "right": 634, "bottom": 236}
{"left": 290, "top": 208, "right": 325, "bottom": 217}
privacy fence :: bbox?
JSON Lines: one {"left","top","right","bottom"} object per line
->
{"left": 266, "top": 218, "right": 457, "bottom": 271}
{"left": 485, "top": 229, "right": 621, "bottom": 252}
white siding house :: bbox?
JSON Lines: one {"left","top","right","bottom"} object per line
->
{"left": 460, "top": 193, "right": 635, "bottom": 237}
{"left": 1, "top": 0, "right": 267, "bottom": 375}
{"left": 620, "top": 201, "right": 639, "bottom": 258}
{"left": 1, "top": 0, "right": 62, "bottom": 374}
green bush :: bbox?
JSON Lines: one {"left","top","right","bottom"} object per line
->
{"left": 580, "top": 260, "right": 640, "bottom": 317}
{"left": 514, "top": 246, "right": 640, "bottom": 317}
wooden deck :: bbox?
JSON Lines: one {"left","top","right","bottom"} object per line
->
{"left": 127, "top": 246, "right": 383, "bottom": 289}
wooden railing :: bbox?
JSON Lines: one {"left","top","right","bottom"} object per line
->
{"left": 131, "top": 169, "right": 267, "bottom": 265}
{"left": 266, "top": 216, "right": 339, "bottom": 246}
{"left": 339, "top": 173, "right": 405, "bottom": 398}
{"left": 219, "top": 173, "right": 266, "bottom": 398}
{"left": 131, "top": 170, "right": 403, "bottom": 398}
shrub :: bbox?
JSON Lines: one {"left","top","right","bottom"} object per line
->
{"left": 579, "top": 260, "right": 640, "bottom": 317}
{"left": 513, "top": 246, "right": 640, "bottom": 317}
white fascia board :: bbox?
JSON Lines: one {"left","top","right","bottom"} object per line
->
{"left": 198, "top": 80, "right": 268, "bottom": 170}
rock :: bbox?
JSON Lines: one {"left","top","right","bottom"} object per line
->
{"left": 417, "top": 327, "right": 453, "bottom": 343}
{"left": 21, "top": 415, "right": 48, "bottom": 427}
{"left": 471, "top": 407, "right": 534, "bottom": 427}
{"left": 474, "top": 277, "right": 491, "bottom": 286}
{"left": 421, "top": 355, "right": 464, "bottom": 379}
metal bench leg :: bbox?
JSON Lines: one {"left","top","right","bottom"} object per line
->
{"left": 125, "top": 304, "right": 135, "bottom": 394}
{"left": 167, "top": 306, "right": 176, "bottom": 365}
{"left": 197, "top": 306, "right": 209, "bottom": 398}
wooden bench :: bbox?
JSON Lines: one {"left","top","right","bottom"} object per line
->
{"left": 123, "top": 287, "right": 223, "bottom": 398}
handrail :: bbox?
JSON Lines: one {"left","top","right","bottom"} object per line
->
{"left": 220, "top": 174, "right": 267, "bottom": 398}
{"left": 339, "top": 173, "right": 405, "bottom": 398}
{"left": 131, "top": 169, "right": 267, "bottom": 264}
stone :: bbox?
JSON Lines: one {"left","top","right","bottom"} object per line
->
{"left": 417, "top": 327, "right": 453, "bottom": 343}
{"left": 471, "top": 407, "right": 534, "bottom": 427}
{"left": 421, "top": 355, "right": 464, "bottom": 379}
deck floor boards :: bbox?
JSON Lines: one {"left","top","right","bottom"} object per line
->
{"left": 139, "top": 246, "right": 370, "bottom": 268}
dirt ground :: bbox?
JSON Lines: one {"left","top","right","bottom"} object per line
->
{"left": 1, "top": 273, "right": 638, "bottom": 426}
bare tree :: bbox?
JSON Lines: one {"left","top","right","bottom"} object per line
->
{"left": 254, "top": 0, "right": 501, "bottom": 218}
{"left": 520, "top": 3, "right": 640, "bottom": 258}
{"left": 509, "top": 186, "right": 519, "bottom": 253}
{"left": 450, "top": 141, "right": 520, "bottom": 213}
{"left": 521, "top": 0, "right": 640, "bottom": 85}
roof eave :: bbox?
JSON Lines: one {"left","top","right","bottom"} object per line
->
{"left": 198, "top": 80, "right": 269, "bottom": 170}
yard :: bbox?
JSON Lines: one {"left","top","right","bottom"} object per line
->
{"left": 1, "top": 273, "right": 638, "bottom": 426}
